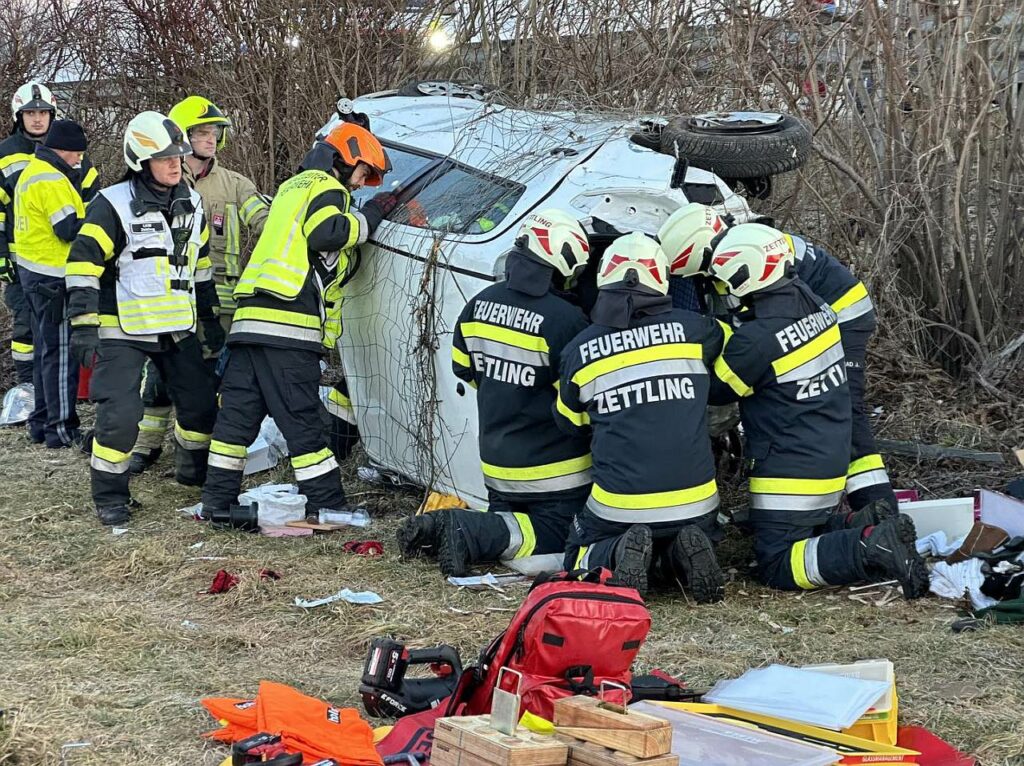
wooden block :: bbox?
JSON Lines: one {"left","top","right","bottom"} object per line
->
{"left": 555, "top": 726, "right": 671, "bottom": 759}
{"left": 431, "top": 740, "right": 498, "bottom": 766}
{"left": 553, "top": 696, "right": 669, "bottom": 732}
{"left": 555, "top": 735, "right": 678, "bottom": 766}
{"left": 284, "top": 519, "right": 346, "bottom": 532}
{"left": 435, "top": 716, "right": 568, "bottom": 766}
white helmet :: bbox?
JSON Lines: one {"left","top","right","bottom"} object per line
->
{"left": 597, "top": 232, "right": 669, "bottom": 296}
{"left": 123, "top": 111, "right": 192, "bottom": 171}
{"left": 11, "top": 82, "right": 57, "bottom": 116}
{"left": 658, "top": 203, "right": 727, "bottom": 277}
{"left": 708, "top": 223, "right": 795, "bottom": 297}
{"left": 517, "top": 208, "right": 591, "bottom": 283}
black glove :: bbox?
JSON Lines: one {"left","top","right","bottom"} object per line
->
{"left": 358, "top": 192, "right": 399, "bottom": 235}
{"left": 201, "top": 317, "right": 226, "bottom": 355}
{"left": 71, "top": 325, "right": 100, "bottom": 368}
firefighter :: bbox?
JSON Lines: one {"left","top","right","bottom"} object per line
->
{"left": 200, "top": 122, "right": 394, "bottom": 522}
{"left": 396, "top": 209, "right": 593, "bottom": 576}
{"left": 659, "top": 203, "right": 897, "bottom": 521}
{"left": 555, "top": 233, "right": 727, "bottom": 602}
{"left": 129, "top": 95, "right": 270, "bottom": 474}
{"left": 13, "top": 120, "right": 90, "bottom": 447}
{"left": 65, "top": 111, "right": 219, "bottom": 526}
{"left": 1, "top": 83, "right": 97, "bottom": 391}
{"left": 706, "top": 223, "right": 928, "bottom": 598}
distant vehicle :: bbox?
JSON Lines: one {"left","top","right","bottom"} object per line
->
{"left": 318, "top": 86, "right": 809, "bottom": 504}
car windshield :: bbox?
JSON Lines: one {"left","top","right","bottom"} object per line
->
{"left": 389, "top": 164, "right": 523, "bottom": 235}
{"left": 350, "top": 144, "right": 435, "bottom": 207}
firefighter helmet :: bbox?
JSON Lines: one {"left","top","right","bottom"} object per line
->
{"left": 658, "top": 203, "right": 727, "bottom": 277}
{"left": 11, "top": 82, "right": 57, "bottom": 116}
{"left": 516, "top": 208, "right": 591, "bottom": 283}
{"left": 707, "top": 223, "right": 794, "bottom": 297}
{"left": 123, "top": 111, "right": 192, "bottom": 172}
{"left": 321, "top": 122, "right": 388, "bottom": 186}
{"left": 596, "top": 232, "right": 669, "bottom": 296}
{"left": 168, "top": 96, "right": 231, "bottom": 150}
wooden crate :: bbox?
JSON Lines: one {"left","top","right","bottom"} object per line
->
{"left": 556, "top": 736, "right": 679, "bottom": 766}
{"left": 434, "top": 715, "right": 569, "bottom": 766}
{"left": 552, "top": 697, "right": 672, "bottom": 759}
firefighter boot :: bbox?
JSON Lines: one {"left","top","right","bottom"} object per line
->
{"left": 396, "top": 513, "right": 442, "bottom": 559}
{"left": 438, "top": 510, "right": 511, "bottom": 577}
{"left": 612, "top": 524, "right": 653, "bottom": 597}
{"left": 858, "top": 517, "right": 929, "bottom": 599}
{"left": 668, "top": 525, "right": 726, "bottom": 604}
{"left": 129, "top": 447, "right": 162, "bottom": 475}
{"left": 96, "top": 497, "right": 142, "bottom": 527}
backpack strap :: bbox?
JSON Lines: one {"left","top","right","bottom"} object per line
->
{"left": 531, "top": 567, "right": 617, "bottom": 590}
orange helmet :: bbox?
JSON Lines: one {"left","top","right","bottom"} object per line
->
{"left": 322, "top": 122, "right": 388, "bottom": 186}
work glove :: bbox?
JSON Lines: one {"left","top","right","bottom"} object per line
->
{"left": 201, "top": 317, "right": 226, "bottom": 356}
{"left": 0, "top": 254, "right": 13, "bottom": 283}
{"left": 71, "top": 325, "right": 100, "bottom": 369}
{"left": 358, "top": 191, "right": 399, "bottom": 236}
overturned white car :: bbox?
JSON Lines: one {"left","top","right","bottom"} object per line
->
{"left": 320, "top": 87, "right": 809, "bottom": 505}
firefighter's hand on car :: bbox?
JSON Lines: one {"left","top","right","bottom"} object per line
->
{"left": 359, "top": 191, "right": 399, "bottom": 234}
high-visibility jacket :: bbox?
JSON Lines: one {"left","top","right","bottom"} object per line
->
{"left": 786, "top": 234, "right": 874, "bottom": 327}
{"left": 0, "top": 131, "right": 97, "bottom": 270}
{"left": 710, "top": 278, "right": 852, "bottom": 519}
{"left": 452, "top": 248, "right": 591, "bottom": 498}
{"left": 183, "top": 157, "right": 269, "bottom": 313}
{"left": 555, "top": 307, "right": 725, "bottom": 524}
{"left": 229, "top": 168, "right": 366, "bottom": 354}
{"left": 13, "top": 147, "right": 86, "bottom": 276}
{"left": 65, "top": 177, "right": 217, "bottom": 345}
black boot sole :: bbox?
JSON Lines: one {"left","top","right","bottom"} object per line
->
{"left": 613, "top": 525, "right": 653, "bottom": 597}
{"left": 671, "top": 526, "right": 726, "bottom": 604}
{"left": 895, "top": 513, "right": 918, "bottom": 548}
{"left": 902, "top": 553, "right": 931, "bottom": 600}
{"left": 96, "top": 508, "right": 131, "bottom": 526}
{"left": 396, "top": 514, "right": 439, "bottom": 559}
{"left": 438, "top": 512, "right": 471, "bottom": 577}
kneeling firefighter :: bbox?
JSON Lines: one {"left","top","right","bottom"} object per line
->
{"left": 200, "top": 123, "right": 394, "bottom": 522}
{"left": 659, "top": 204, "right": 897, "bottom": 519}
{"left": 396, "top": 209, "right": 593, "bottom": 576}
{"left": 706, "top": 223, "right": 928, "bottom": 598}
{"left": 555, "top": 233, "right": 727, "bottom": 602}
{"left": 65, "top": 112, "right": 219, "bottom": 525}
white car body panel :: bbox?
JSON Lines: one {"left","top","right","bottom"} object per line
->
{"left": 328, "top": 94, "right": 752, "bottom": 505}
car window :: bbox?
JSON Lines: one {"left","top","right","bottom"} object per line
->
{"left": 350, "top": 145, "right": 435, "bottom": 207}
{"left": 389, "top": 164, "right": 524, "bottom": 235}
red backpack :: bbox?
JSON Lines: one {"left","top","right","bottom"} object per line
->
{"left": 448, "top": 568, "right": 652, "bottom": 721}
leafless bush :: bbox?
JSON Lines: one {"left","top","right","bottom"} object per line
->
{"left": 6, "top": 0, "right": 1021, "bottom": 381}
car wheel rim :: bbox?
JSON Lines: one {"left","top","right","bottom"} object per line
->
{"left": 687, "top": 111, "right": 786, "bottom": 134}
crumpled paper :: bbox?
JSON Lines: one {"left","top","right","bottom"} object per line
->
{"left": 294, "top": 588, "right": 382, "bottom": 608}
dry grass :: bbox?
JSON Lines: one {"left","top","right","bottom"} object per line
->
{"left": 1, "top": 399, "right": 1023, "bottom": 765}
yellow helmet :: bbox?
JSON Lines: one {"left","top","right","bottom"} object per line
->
{"left": 168, "top": 96, "right": 231, "bottom": 150}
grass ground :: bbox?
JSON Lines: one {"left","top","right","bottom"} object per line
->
{"left": 1, "top": 352, "right": 1023, "bottom": 765}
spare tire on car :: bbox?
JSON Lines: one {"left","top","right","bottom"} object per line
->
{"left": 657, "top": 111, "right": 812, "bottom": 180}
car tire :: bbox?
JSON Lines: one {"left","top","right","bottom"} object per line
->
{"left": 395, "top": 79, "right": 500, "bottom": 101}
{"left": 658, "top": 112, "right": 812, "bottom": 179}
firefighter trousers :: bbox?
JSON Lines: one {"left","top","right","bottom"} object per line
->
{"left": 447, "top": 486, "right": 589, "bottom": 564}
{"left": 751, "top": 510, "right": 867, "bottom": 591}
{"left": 90, "top": 336, "right": 216, "bottom": 510}
{"left": 20, "top": 269, "right": 79, "bottom": 446}
{"left": 133, "top": 319, "right": 225, "bottom": 458}
{"left": 564, "top": 506, "right": 720, "bottom": 577}
{"left": 202, "top": 345, "right": 345, "bottom": 515}
{"left": 841, "top": 320, "right": 896, "bottom": 511}
{"left": 4, "top": 278, "right": 34, "bottom": 385}
{"left": 324, "top": 378, "right": 360, "bottom": 462}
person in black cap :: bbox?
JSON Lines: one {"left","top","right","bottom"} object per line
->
{"left": 13, "top": 119, "right": 92, "bottom": 447}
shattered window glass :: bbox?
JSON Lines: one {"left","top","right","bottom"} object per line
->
{"left": 390, "top": 165, "right": 523, "bottom": 234}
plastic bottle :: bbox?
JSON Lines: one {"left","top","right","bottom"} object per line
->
{"left": 319, "top": 507, "right": 371, "bottom": 527}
